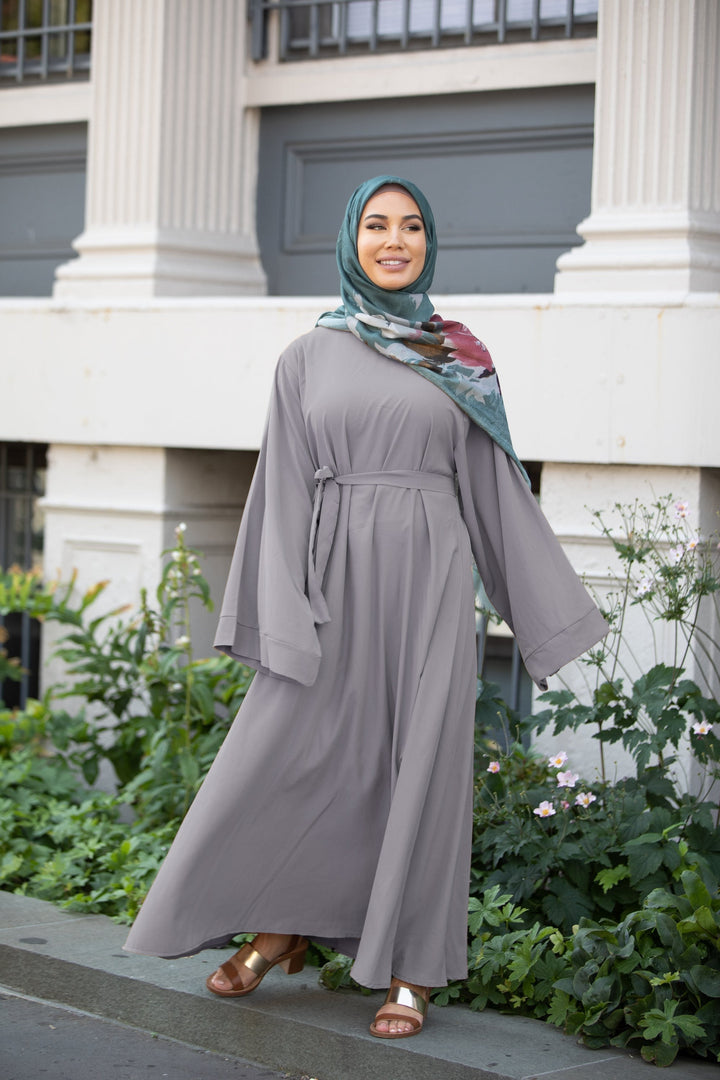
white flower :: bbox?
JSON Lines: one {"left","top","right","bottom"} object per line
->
{"left": 171, "top": 551, "right": 183, "bottom": 562}
{"left": 548, "top": 751, "right": 568, "bottom": 768}
{"left": 175, "top": 635, "right": 191, "bottom": 648}
{"left": 175, "top": 522, "right": 187, "bottom": 535}
{"left": 670, "top": 544, "right": 685, "bottom": 565}
{"left": 692, "top": 720, "right": 712, "bottom": 736}
{"left": 557, "top": 770, "right": 580, "bottom": 789}
{"left": 636, "top": 576, "right": 654, "bottom": 597}
{"left": 685, "top": 536, "right": 701, "bottom": 552}
{"left": 575, "top": 791, "right": 597, "bottom": 808}
{"left": 486, "top": 761, "right": 500, "bottom": 774}
{"left": 674, "top": 501, "right": 689, "bottom": 519}
{"left": 533, "top": 801, "right": 556, "bottom": 818}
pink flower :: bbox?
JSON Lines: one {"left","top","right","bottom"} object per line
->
{"left": 561, "top": 800, "right": 570, "bottom": 810}
{"left": 674, "top": 501, "right": 689, "bottom": 519}
{"left": 575, "top": 791, "right": 597, "bottom": 808}
{"left": 548, "top": 751, "right": 568, "bottom": 768}
{"left": 557, "top": 770, "right": 580, "bottom": 789}
{"left": 533, "top": 801, "right": 556, "bottom": 818}
{"left": 692, "top": 720, "right": 712, "bottom": 736}
{"left": 486, "top": 761, "right": 500, "bottom": 773}
{"left": 686, "top": 537, "right": 700, "bottom": 552}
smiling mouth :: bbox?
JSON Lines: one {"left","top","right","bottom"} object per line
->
{"left": 378, "top": 259, "right": 409, "bottom": 267}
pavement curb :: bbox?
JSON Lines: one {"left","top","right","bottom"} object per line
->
{"left": 0, "top": 891, "right": 714, "bottom": 1080}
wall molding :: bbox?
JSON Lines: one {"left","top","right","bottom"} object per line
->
{"left": 282, "top": 123, "right": 593, "bottom": 254}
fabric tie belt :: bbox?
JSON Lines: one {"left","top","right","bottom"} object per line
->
{"left": 307, "top": 466, "right": 456, "bottom": 624}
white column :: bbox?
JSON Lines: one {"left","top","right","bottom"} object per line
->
{"left": 53, "top": 0, "right": 266, "bottom": 297}
{"left": 555, "top": 0, "right": 720, "bottom": 294}
{"left": 40, "top": 444, "right": 252, "bottom": 692}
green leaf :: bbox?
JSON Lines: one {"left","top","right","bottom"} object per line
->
{"left": 641, "top": 1041, "right": 678, "bottom": 1067}
{"left": 688, "top": 965, "right": 720, "bottom": 998}
{"left": 595, "top": 865, "right": 630, "bottom": 894}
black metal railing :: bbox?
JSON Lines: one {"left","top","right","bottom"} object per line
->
{"left": 251, "top": 0, "right": 598, "bottom": 62}
{"left": 0, "top": 443, "right": 46, "bottom": 709}
{"left": 0, "top": 0, "right": 92, "bottom": 84}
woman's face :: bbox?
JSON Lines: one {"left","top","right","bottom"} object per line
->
{"left": 357, "top": 188, "right": 427, "bottom": 291}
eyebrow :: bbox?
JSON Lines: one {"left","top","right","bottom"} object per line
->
{"left": 362, "top": 213, "right": 424, "bottom": 222}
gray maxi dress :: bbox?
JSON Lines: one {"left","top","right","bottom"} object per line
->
{"left": 124, "top": 327, "right": 607, "bottom": 989}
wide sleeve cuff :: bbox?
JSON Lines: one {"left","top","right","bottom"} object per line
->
{"left": 214, "top": 616, "right": 321, "bottom": 687}
{"left": 521, "top": 605, "right": 609, "bottom": 690}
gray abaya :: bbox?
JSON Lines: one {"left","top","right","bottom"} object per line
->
{"left": 124, "top": 327, "right": 607, "bottom": 988}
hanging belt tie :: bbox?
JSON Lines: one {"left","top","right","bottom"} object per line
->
{"left": 307, "top": 466, "right": 456, "bottom": 626}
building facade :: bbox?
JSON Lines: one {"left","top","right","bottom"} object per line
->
{"left": 1, "top": 0, "right": 719, "bottom": 779}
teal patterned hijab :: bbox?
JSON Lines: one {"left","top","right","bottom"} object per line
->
{"left": 317, "top": 175, "right": 527, "bottom": 478}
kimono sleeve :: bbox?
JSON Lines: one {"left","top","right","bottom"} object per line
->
{"left": 455, "top": 422, "right": 608, "bottom": 690}
{"left": 213, "top": 345, "right": 322, "bottom": 686}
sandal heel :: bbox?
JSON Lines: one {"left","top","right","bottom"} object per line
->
{"left": 281, "top": 948, "right": 306, "bottom": 975}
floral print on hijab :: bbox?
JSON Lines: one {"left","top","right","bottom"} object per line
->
{"left": 317, "top": 175, "right": 527, "bottom": 480}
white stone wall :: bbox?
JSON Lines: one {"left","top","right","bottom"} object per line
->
{"left": 3, "top": 295, "right": 718, "bottom": 466}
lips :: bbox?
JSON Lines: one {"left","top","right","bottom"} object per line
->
{"left": 378, "top": 258, "right": 410, "bottom": 267}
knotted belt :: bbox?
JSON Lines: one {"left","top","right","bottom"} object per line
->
{"left": 307, "top": 466, "right": 456, "bottom": 624}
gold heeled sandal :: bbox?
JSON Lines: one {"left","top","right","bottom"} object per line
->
{"left": 369, "top": 980, "right": 429, "bottom": 1039}
{"left": 206, "top": 934, "right": 308, "bottom": 998}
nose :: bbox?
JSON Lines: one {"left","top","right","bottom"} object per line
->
{"left": 384, "top": 226, "right": 404, "bottom": 248}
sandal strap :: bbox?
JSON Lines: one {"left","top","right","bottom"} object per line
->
{"left": 384, "top": 984, "right": 428, "bottom": 1015}
{"left": 222, "top": 944, "right": 273, "bottom": 982}
{"left": 373, "top": 1007, "right": 422, "bottom": 1031}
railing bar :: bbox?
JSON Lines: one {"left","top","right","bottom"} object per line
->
{"left": 68, "top": 0, "right": 77, "bottom": 77}
{"left": 17, "top": 0, "right": 27, "bottom": 81}
{"left": 497, "top": 0, "right": 506, "bottom": 44}
{"left": 309, "top": 0, "right": 319, "bottom": 57}
{"left": 279, "top": 2, "right": 290, "bottom": 61}
{"left": 464, "top": 0, "right": 473, "bottom": 45}
{"left": 432, "top": 0, "right": 441, "bottom": 47}
{"left": 40, "top": 0, "right": 50, "bottom": 79}
{"left": 531, "top": 0, "right": 540, "bottom": 41}
{"left": 370, "top": 0, "right": 378, "bottom": 53}
{"left": 338, "top": 0, "right": 349, "bottom": 54}
{"left": 566, "top": 0, "right": 575, "bottom": 38}
{"left": 401, "top": 0, "right": 410, "bottom": 49}
{"left": 251, "top": 0, "right": 265, "bottom": 59}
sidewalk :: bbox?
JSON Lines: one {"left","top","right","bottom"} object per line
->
{"left": 0, "top": 891, "right": 714, "bottom": 1080}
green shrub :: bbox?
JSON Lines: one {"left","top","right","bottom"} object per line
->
{"left": 2, "top": 496, "right": 719, "bottom": 1067}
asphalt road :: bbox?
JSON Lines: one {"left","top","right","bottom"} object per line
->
{"left": 0, "top": 988, "right": 310, "bottom": 1080}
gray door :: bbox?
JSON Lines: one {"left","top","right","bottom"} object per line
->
{"left": 257, "top": 86, "right": 594, "bottom": 295}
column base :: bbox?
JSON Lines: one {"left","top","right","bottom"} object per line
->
{"left": 554, "top": 210, "right": 720, "bottom": 294}
{"left": 53, "top": 227, "right": 267, "bottom": 298}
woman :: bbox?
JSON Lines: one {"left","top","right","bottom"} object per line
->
{"left": 124, "top": 176, "right": 607, "bottom": 1039}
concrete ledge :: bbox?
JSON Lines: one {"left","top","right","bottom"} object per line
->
{"left": 0, "top": 891, "right": 714, "bottom": 1080}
